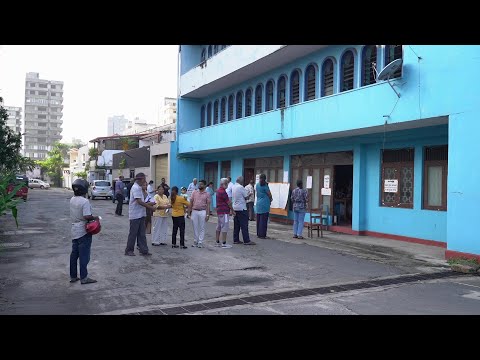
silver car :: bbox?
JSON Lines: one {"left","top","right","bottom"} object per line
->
{"left": 88, "top": 180, "right": 113, "bottom": 200}
{"left": 28, "top": 178, "right": 50, "bottom": 189}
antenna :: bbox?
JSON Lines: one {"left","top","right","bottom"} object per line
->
{"left": 376, "top": 58, "right": 403, "bottom": 98}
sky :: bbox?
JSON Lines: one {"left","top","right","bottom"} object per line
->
{"left": 0, "top": 45, "right": 178, "bottom": 144}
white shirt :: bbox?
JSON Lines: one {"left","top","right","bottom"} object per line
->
{"left": 187, "top": 182, "right": 198, "bottom": 199}
{"left": 70, "top": 196, "right": 92, "bottom": 239}
{"left": 226, "top": 182, "right": 234, "bottom": 199}
{"left": 232, "top": 183, "right": 248, "bottom": 211}
{"left": 245, "top": 184, "right": 255, "bottom": 203}
{"left": 147, "top": 184, "right": 156, "bottom": 197}
{"left": 129, "top": 183, "right": 147, "bottom": 220}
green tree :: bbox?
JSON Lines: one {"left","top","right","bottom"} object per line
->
{"left": 73, "top": 171, "right": 87, "bottom": 179}
{"left": 88, "top": 147, "right": 99, "bottom": 159}
{"left": 37, "top": 142, "right": 70, "bottom": 187}
{"left": 119, "top": 137, "right": 137, "bottom": 151}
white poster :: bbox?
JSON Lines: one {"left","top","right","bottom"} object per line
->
{"left": 283, "top": 170, "right": 289, "bottom": 183}
{"left": 324, "top": 175, "right": 330, "bottom": 189}
{"left": 321, "top": 188, "right": 332, "bottom": 196}
{"left": 384, "top": 179, "right": 398, "bottom": 193}
{"left": 268, "top": 183, "right": 290, "bottom": 209}
{"left": 306, "top": 176, "right": 313, "bottom": 189}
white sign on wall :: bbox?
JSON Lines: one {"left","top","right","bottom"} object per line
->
{"left": 321, "top": 188, "right": 332, "bottom": 196}
{"left": 324, "top": 175, "right": 330, "bottom": 189}
{"left": 384, "top": 179, "right": 398, "bottom": 193}
{"left": 306, "top": 176, "right": 313, "bottom": 189}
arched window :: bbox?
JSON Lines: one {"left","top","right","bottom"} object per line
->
{"left": 290, "top": 70, "right": 300, "bottom": 105}
{"left": 236, "top": 91, "right": 243, "bottom": 119}
{"left": 341, "top": 51, "right": 355, "bottom": 92}
{"left": 255, "top": 85, "right": 263, "bottom": 114}
{"left": 206, "top": 102, "right": 212, "bottom": 126}
{"left": 228, "top": 94, "right": 234, "bottom": 120}
{"left": 208, "top": 45, "right": 212, "bottom": 58}
{"left": 213, "top": 45, "right": 218, "bottom": 54}
{"left": 385, "top": 45, "right": 402, "bottom": 78}
{"left": 213, "top": 100, "right": 219, "bottom": 125}
{"left": 361, "top": 46, "right": 377, "bottom": 86}
{"left": 221, "top": 98, "right": 226, "bottom": 123}
{"left": 201, "top": 49, "right": 206, "bottom": 62}
{"left": 305, "top": 64, "right": 316, "bottom": 101}
{"left": 245, "top": 88, "right": 252, "bottom": 117}
{"left": 277, "top": 76, "right": 286, "bottom": 108}
{"left": 200, "top": 105, "right": 205, "bottom": 128}
{"left": 266, "top": 80, "right": 274, "bottom": 111}
{"left": 322, "top": 59, "right": 334, "bottom": 97}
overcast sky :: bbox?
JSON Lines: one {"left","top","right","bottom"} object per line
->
{"left": 0, "top": 45, "right": 178, "bottom": 144}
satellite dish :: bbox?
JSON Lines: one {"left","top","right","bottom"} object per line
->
{"left": 376, "top": 58, "right": 403, "bottom": 98}
{"left": 377, "top": 59, "right": 403, "bottom": 81}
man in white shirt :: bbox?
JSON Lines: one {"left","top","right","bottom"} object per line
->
{"left": 125, "top": 173, "right": 158, "bottom": 256}
{"left": 245, "top": 178, "right": 255, "bottom": 221}
{"left": 226, "top": 176, "right": 234, "bottom": 200}
{"left": 232, "top": 176, "right": 255, "bottom": 245}
{"left": 147, "top": 180, "right": 156, "bottom": 198}
{"left": 186, "top": 178, "right": 198, "bottom": 200}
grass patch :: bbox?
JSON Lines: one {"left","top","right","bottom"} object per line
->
{"left": 447, "top": 257, "right": 480, "bottom": 267}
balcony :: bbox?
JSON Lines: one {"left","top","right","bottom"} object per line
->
{"left": 178, "top": 80, "right": 449, "bottom": 154}
{"left": 180, "top": 45, "right": 328, "bottom": 98}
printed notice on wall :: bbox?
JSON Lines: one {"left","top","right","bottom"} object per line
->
{"left": 324, "top": 175, "right": 330, "bottom": 189}
{"left": 321, "top": 188, "right": 332, "bottom": 196}
{"left": 384, "top": 179, "right": 398, "bottom": 193}
{"left": 306, "top": 176, "right": 313, "bottom": 189}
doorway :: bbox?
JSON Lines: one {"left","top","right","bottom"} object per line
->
{"left": 333, "top": 165, "right": 353, "bottom": 226}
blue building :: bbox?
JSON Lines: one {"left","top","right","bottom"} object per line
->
{"left": 172, "top": 45, "right": 480, "bottom": 261}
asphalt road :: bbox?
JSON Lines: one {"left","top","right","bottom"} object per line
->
{"left": 0, "top": 188, "right": 479, "bottom": 315}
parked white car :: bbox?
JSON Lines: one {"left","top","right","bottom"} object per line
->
{"left": 28, "top": 179, "right": 50, "bottom": 189}
{"left": 88, "top": 180, "right": 113, "bottom": 200}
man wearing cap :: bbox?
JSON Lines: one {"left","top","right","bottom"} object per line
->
{"left": 125, "top": 173, "right": 158, "bottom": 256}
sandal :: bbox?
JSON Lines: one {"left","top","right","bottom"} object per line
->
{"left": 70, "top": 277, "right": 80, "bottom": 283}
{"left": 180, "top": 246, "right": 188, "bottom": 249}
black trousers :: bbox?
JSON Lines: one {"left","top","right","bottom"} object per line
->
{"left": 172, "top": 216, "right": 185, "bottom": 246}
{"left": 234, "top": 210, "right": 251, "bottom": 243}
{"left": 115, "top": 193, "right": 124, "bottom": 215}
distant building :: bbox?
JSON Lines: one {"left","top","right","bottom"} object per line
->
{"left": 23, "top": 72, "right": 63, "bottom": 160}
{"left": 107, "top": 115, "right": 128, "bottom": 136}
{"left": 159, "top": 97, "right": 177, "bottom": 126}
{"left": 3, "top": 105, "right": 22, "bottom": 134}
{"left": 122, "top": 117, "right": 157, "bottom": 135}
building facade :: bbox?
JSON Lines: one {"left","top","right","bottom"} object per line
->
{"left": 23, "top": 72, "right": 63, "bottom": 160}
{"left": 107, "top": 115, "right": 128, "bottom": 136}
{"left": 4, "top": 106, "right": 22, "bottom": 134}
{"left": 122, "top": 117, "right": 157, "bottom": 135}
{"left": 159, "top": 97, "right": 177, "bottom": 126}
{"left": 174, "top": 45, "right": 480, "bottom": 260}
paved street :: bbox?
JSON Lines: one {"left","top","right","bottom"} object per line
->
{"left": 0, "top": 188, "right": 479, "bottom": 315}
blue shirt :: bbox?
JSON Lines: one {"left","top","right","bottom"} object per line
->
{"left": 115, "top": 180, "right": 124, "bottom": 195}
{"left": 255, "top": 183, "right": 271, "bottom": 214}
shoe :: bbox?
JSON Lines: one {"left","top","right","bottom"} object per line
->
{"left": 221, "top": 243, "right": 232, "bottom": 249}
{"left": 233, "top": 241, "right": 244, "bottom": 244}
{"left": 136, "top": 246, "right": 140, "bottom": 250}
{"left": 180, "top": 246, "right": 188, "bottom": 249}
{"left": 159, "top": 243, "right": 167, "bottom": 246}
{"left": 244, "top": 241, "right": 256, "bottom": 245}
{"left": 152, "top": 243, "right": 160, "bottom": 246}
{"left": 215, "top": 242, "right": 222, "bottom": 247}
{"left": 70, "top": 277, "right": 80, "bottom": 283}
{"left": 125, "top": 252, "right": 136, "bottom": 256}
{"left": 293, "top": 235, "right": 298, "bottom": 238}
{"left": 81, "top": 277, "right": 97, "bottom": 284}
{"left": 192, "top": 241, "right": 198, "bottom": 247}
{"left": 197, "top": 243, "right": 203, "bottom": 248}
{"left": 297, "top": 236, "right": 304, "bottom": 239}
{"left": 140, "top": 252, "right": 152, "bottom": 256}
{"left": 172, "top": 245, "right": 179, "bottom": 248}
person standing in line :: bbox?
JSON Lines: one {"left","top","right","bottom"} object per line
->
{"left": 255, "top": 174, "right": 273, "bottom": 239}
{"left": 124, "top": 173, "right": 157, "bottom": 256}
{"left": 232, "top": 176, "right": 256, "bottom": 245}
{"left": 114, "top": 175, "right": 125, "bottom": 216}
{"left": 186, "top": 178, "right": 198, "bottom": 200}
{"left": 126, "top": 178, "right": 134, "bottom": 199}
{"left": 245, "top": 178, "right": 255, "bottom": 221}
{"left": 143, "top": 182, "right": 154, "bottom": 235}
{"left": 226, "top": 176, "right": 234, "bottom": 201}
{"left": 152, "top": 185, "right": 171, "bottom": 246}
{"left": 188, "top": 179, "right": 210, "bottom": 248}
{"left": 291, "top": 179, "right": 308, "bottom": 239}
{"left": 206, "top": 181, "right": 216, "bottom": 216}
{"left": 160, "top": 177, "right": 170, "bottom": 198}
{"left": 147, "top": 180, "right": 156, "bottom": 199}
{"left": 215, "top": 178, "right": 234, "bottom": 248}
{"left": 170, "top": 186, "right": 189, "bottom": 249}
{"left": 69, "top": 179, "right": 98, "bottom": 284}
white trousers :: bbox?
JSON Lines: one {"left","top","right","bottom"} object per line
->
{"left": 191, "top": 209, "right": 206, "bottom": 244}
{"left": 152, "top": 216, "right": 168, "bottom": 244}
